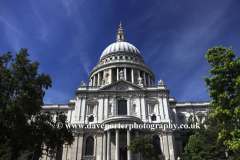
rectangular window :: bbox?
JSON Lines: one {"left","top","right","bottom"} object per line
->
{"left": 118, "top": 100, "right": 127, "bottom": 115}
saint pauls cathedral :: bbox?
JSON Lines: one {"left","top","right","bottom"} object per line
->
{"left": 40, "top": 22, "right": 210, "bottom": 160}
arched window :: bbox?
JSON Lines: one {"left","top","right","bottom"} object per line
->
{"left": 85, "top": 136, "right": 94, "bottom": 155}
{"left": 151, "top": 115, "right": 156, "bottom": 121}
{"left": 152, "top": 135, "right": 161, "bottom": 155}
{"left": 89, "top": 115, "right": 94, "bottom": 122}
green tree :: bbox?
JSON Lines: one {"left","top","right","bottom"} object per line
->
{"left": 183, "top": 114, "right": 226, "bottom": 160}
{"left": 127, "top": 134, "right": 160, "bottom": 160}
{"left": 0, "top": 49, "right": 74, "bottom": 160}
{"left": 203, "top": 46, "right": 240, "bottom": 158}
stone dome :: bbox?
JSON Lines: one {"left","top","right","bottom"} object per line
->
{"left": 100, "top": 42, "right": 142, "bottom": 60}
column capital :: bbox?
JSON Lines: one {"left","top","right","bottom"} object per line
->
{"left": 136, "top": 94, "right": 141, "bottom": 98}
{"left": 99, "top": 95, "right": 104, "bottom": 98}
{"left": 96, "top": 130, "right": 104, "bottom": 136}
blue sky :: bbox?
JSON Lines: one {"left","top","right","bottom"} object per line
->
{"left": 1, "top": 0, "right": 240, "bottom": 104}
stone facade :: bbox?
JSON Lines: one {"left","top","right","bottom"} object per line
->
{"left": 40, "top": 23, "right": 210, "bottom": 160}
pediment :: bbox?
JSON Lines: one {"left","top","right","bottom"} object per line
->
{"left": 99, "top": 80, "right": 145, "bottom": 91}
{"left": 195, "top": 111, "right": 205, "bottom": 116}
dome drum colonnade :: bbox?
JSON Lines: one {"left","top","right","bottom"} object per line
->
{"left": 88, "top": 22, "right": 155, "bottom": 87}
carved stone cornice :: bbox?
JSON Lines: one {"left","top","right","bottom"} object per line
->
{"left": 136, "top": 94, "right": 141, "bottom": 98}
{"left": 167, "top": 132, "right": 173, "bottom": 136}
{"left": 162, "top": 132, "right": 168, "bottom": 136}
{"left": 79, "top": 132, "right": 84, "bottom": 137}
{"left": 98, "top": 95, "right": 104, "bottom": 98}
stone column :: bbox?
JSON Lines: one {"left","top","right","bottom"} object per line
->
{"left": 85, "top": 104, "right": 89, "bottom": 123}
{"left": 135, "top": 130, "right": 140, "bottom": 160}
{"left": 107, "top": 130, "right": 111, "bottom": 160}
{"left": 89, "top": 78, "right": 92, "bottom": 86}
{"left": 103, "top": 70, "right": 106, "bottom": 85}
{"left": 127, "top": 130, "right": 132, "bottom": 160}
{"left": 103, "top": 132, "right": 107, "bottom": 160}
{"left": 116, "top": 130, "right": 119, "bottom": 160}
{"left": 66, "top": 144, "right": 72, "bottom": 160}
{"left": 77, "top": 132, "right": 84, "bottom": 160}
{"left": 131, "top": 69, "right": 134, "bottom": 83}
{"left": 80, "top": 96, "right": 86, "bottom": 123}
{"left": 158, "top": 94, "right": 165, "bottom": 119}
{"left": 137, "top": 95, "right": 142, "bottom": 119}
{"left": 75, "top": 96, "right": 82, "bottom": 121}
{"left": 138, "top": 70, "right": 140, "bottom": 78}
{"left": 93, "top": 74, "right": 96, "bottom": 86}
{"left": 96, "top": 131, "right": 103, "bottom": 160}
{"left": 156, "top": 104, "right": 161, "bottom": 122}
{"left": 151, "top": 78, "right": 154, "bottom": 85}
{"left": 148, "top": 75, "right": 150, "bottom": 85}
{"left": 128, "top": 95, "right": 132, "bottom": 115}
{"left": 141, "top": 95, "right": 147, "bottom": 122}
{"left": 113, "top": 95, "right": 117, "bottom": 116}
{"left": 110, "top": 68, "right": 112, "bottom": 84}
{"left": 124, "top": 68, "right": 127, "bottom": 80}
{"left": 173, "top": 107, "right": 179, "bottom": 126}
{"left": 70, "top": 133, "right": 78, "bottom": 160}
{"left": 98, "top": 95, "right": 104, "bottom": 123}
{"left": 148, "top": 104, "right": 151, "bottom": 123}
{"left": 94, "top": 104, "right": 98, "bottom": 123}
{"left": 62, "top": 145, "right": 67, "bottom": 160}
{"left": 98, "top": 72, "right": 100, "bottom": 86}
{"left": 168, "top": 133, "right": 175, "bottom": 160}
{"left": 105, "top": 95, "right": 109, "bottom": 120}
{"left": 163, "top": 95, "right": 170, "bottom": 120}
{"left": 159, "top": 133, "right": 164, "bottom": 157}
{"left": 143, "top": 72, "right": 146, "bottom": 85}
{"left": 163, "top": 132, "right": 169, "bottom": 160}
{"left": 117, "top": 68, "right": 119, "bottom": 81}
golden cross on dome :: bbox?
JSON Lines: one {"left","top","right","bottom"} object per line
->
{"left": 119, "top": 21, "right": 122, "bottom": 29}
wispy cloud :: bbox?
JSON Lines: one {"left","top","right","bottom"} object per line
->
{"left": 0, "top": 16, "right": 46, "bottom": 52}
{"left": 30, "top": 1, "right": 47, "bottom": 40}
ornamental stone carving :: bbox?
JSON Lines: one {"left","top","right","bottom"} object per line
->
{"left": 119, "top": 70, "right": 124, "bottom": 79}
{"left": 81, "top": 80, "right": 86, "bottom": 86}
{"left": 96, "top": 130, "right": 104, "bottom": 136}
{"left": 138, "top": 77, "right": 143, "bottom": 84}
{"left": 158, "top": 79, "right": 164, "bottom": 85}
{"left": 101, "top": 78, "right": 105, "bottom": 86}
{"left": 116, "top": 84, "right": 128, "bottom": 90}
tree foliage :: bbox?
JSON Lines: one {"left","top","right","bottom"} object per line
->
{"left": 183, "top": 114, "right": 226, "bottom": 160}
{"left": 127, "top": 134, "right": 160, "bottom": 160}
{"left": 203, "top": 46, "right": 240, "bottom": 158}
{"left": 0, "top": 49, "right": 74, "bottom": 160}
